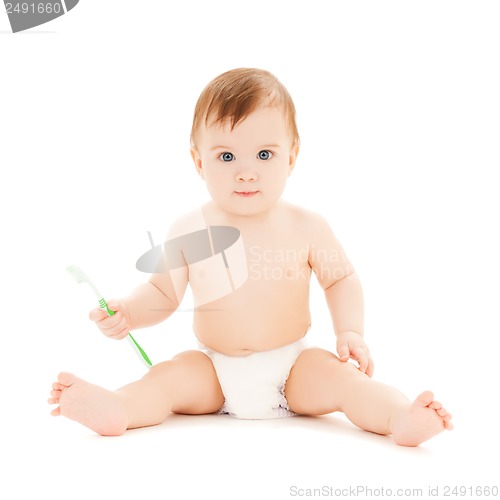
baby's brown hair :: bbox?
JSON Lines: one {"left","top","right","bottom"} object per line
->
{"left": 190, "top": 68, "right": 299, "bottom": 148}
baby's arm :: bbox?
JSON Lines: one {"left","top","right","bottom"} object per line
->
{"left": 89, "top": 223, "right": 189, "bottom": 339}
{"left": 89, "top": 271, "right": 187, "bottom": 339}
{"left": 308, "top": 213, "right": 374, "bottom": 376}
{"left": 127, "top": 265, "right": 187, "bottom": 329}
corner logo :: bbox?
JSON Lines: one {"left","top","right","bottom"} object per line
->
{"left": 4, "top": 0, "right": 79, "bottom": 33}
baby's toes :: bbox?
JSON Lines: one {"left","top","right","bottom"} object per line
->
{"left": 50, "top": 406, "right": 61, "bottom": 416}
{"left": 429, "top": 400, "right": 442, "bottom": 410}
{"left": 48, "top": 388, "right": 62, "bottom": 405}
{"left": 436, "top": 407, "right": 448, "bottom": 417}
{"left": 57, "top": 372, "right": 76, "bottom": 387}
{"left": 437, "top": 412, "right": 453, "bottom": 431}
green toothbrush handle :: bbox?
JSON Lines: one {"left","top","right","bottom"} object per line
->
{"left": 99, "top": 298, "right": 152, "bottom": 367}
{"left": 99, "top": 298, "right": 116, "bottom": 317}
{"left": 127, "top": 332, "right": 153, "bottom": 366}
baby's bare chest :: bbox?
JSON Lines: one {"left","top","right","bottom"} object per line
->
{"left": 187, "top": 228, "right": 311, "bottom": 306}
{"left": 246, "top": 240, "right": 311, "bottom": 283}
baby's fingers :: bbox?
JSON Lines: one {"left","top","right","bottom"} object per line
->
{"left": 337, "top": 341, "right": 351, "bottom": 362}
{"left": 87, "top": 308, "right": 129, "bottom": 339}
{"left": 98, "top": 312, "right": 129, "bottom": 338}
{"left": 351, "top": 347, "right": 374, "bottom": 377}
{"left": 88, "top": 307, "right": 108, "bottom": 322}
{"left": 365, "top": 355, "right": 374, "bottom": 377}
{"left": 107, "top": 326, "right": 130, "bottom": 340}
{"left": 351, "top": 346, "right": 366, "bottom": 371}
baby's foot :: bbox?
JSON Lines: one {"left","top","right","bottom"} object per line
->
{"left": 390, "top": 391, "right": 453, "bottom": 447}
{"left": 48, "top": 372, "right": 128, "bottom": 436}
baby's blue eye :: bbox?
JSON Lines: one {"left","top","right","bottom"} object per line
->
{"left": 258, "top": 150, "right": 273, "bottom": 160}
{"left": 220, "top": 152, "right": 235, "bottom": 162}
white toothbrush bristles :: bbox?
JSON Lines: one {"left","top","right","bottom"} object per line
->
{"left": 66, "top": 265, "right": 103, "bottom": 300}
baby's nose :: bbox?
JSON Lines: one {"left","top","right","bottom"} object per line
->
{"left": 236, "top": 169, "right": 257, "bottom": 182}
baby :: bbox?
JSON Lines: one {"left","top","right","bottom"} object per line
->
{"left": 48, "top": 68, "right": 453, "bottom": 446}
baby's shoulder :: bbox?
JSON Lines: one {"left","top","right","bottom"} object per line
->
{"left": 167, "top": 207, "right": 207, "bottom": 239}
{"left": 280, "top": 200, "right": 331, "bottom": 229}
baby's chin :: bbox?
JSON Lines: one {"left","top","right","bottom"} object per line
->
{"left": 217, "top": 198, "right": 277, "bottom": 218}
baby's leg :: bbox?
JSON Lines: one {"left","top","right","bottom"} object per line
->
{"left": 285, "top": 348, "right": 452, "bottom": 446}
{"left": 48, "top": 350, "right": 224, "bottom": 436}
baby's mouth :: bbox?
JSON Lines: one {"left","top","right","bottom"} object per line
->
{"left": 234, "top": 191, "right": 259, "bottom": 198}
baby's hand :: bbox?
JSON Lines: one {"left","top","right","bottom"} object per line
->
{"left": 88, "top": 299, "right": 131, "bottom": 340}
{"left": 336, "top": 331, "right": 374, "bottom": 377}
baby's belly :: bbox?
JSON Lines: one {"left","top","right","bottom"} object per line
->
{"left": 193, "top": 283, "right": 311, "bottom": 355}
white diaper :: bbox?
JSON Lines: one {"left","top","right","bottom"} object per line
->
{"left": 200, "top": 338, "right": 307, "bottom": 419}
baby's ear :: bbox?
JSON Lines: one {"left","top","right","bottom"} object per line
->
{"left": 190, "top": 147, "right": 204, "bottom": 179}
{"left": 288, "top": 143, "right": 300, "bottom": 174}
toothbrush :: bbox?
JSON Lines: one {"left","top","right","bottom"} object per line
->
{"left": 66, "top": 265, "right": 152, "bottom": 368}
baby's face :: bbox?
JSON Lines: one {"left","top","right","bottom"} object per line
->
{"left": 191, "top": 106, "right": 299, "bottom": 217}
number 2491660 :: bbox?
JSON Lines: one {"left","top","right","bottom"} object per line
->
{"left": 5, "top": 3, "right": 62, "bottom": 14}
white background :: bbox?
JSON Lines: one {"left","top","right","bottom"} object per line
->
{"left": 1, "top": 1, "right": 499, "bottom": 499}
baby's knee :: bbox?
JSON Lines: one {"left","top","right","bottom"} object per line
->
{"left": 293, "top": 348, "right": 338, "bottom": 373}
{"left": 292, "top": 347, "right": 365, "bottom": 382}
{"left": 146, "top": 350, "right": 212, "bottom": 378}
{"left": 172, "top": 350, "right": 217, "bottom": 376}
